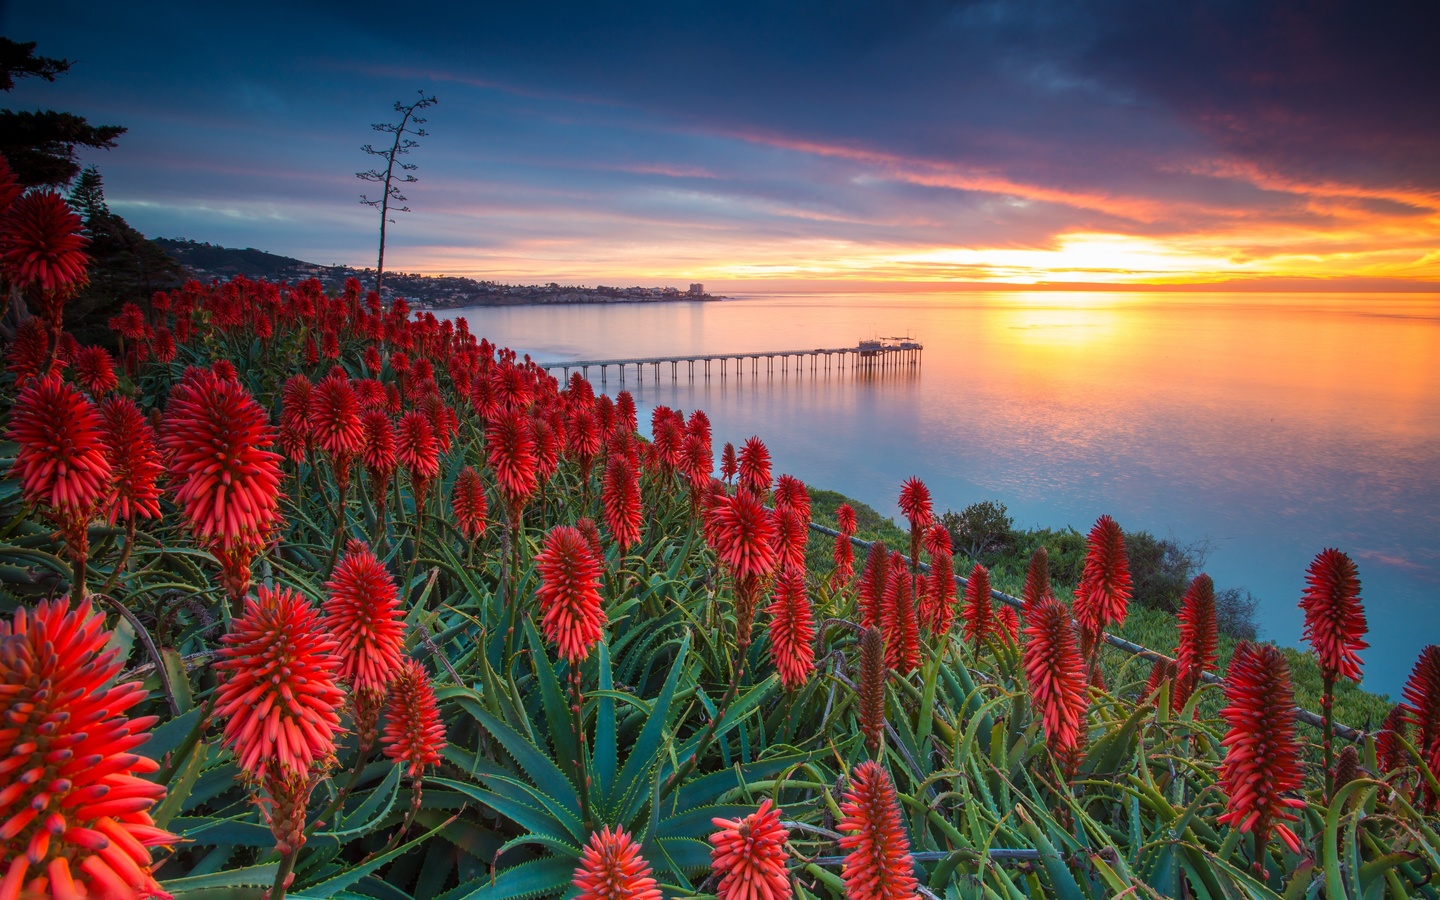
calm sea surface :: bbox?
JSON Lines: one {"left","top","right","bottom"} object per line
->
{"left": 453, "top": 291, "right": 1440, "bottom": 697}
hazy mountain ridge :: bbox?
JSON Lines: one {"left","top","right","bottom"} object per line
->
{"left": 155, "top": 238, "right": 722, "bottom": 307}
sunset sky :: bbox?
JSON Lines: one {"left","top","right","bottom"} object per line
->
{"left": 6, "top": 1, "right": 1439, "bottom": 289}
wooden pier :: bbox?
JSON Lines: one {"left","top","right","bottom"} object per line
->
{"left": 533, "top": 338, "right": 922, "bottom": 385}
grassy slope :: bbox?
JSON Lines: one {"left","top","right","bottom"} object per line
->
{"left": 805, "top": 486, "right": 1395, "bottom": 734}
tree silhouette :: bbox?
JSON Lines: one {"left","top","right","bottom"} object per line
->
{"left": 68, "top": 165, "right": 109, "bottom": 223}
{"left": 0, "top": 39, "right": 126, "bottom": 187}
{"left": 357, "top": 92, "right": 437, "bottom": 302}
{"left": 64, "top": 166, "right": 182, "bottom": 343}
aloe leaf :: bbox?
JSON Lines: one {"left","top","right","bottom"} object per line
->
{"left": 439, "top": 849, "right": 581, "bottom": 900}
{"left": 454, "top": 699, "right": 581, "bottom": 818}
{"left": 593, "top": 640, "right": 619, "bottom": 814}
{"left": 613, "top": 632, "right": 690, "bottom": 820}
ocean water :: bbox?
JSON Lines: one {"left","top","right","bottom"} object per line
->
{"left": 453, "top": 291, "right": 1440, "bottom": 698}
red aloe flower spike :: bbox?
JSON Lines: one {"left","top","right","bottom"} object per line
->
{"left": 1301, "top": 548, "right": 1368, "bottom": 684}
{"left": 602, "top": 455, "right": 643, "bottom": 551}
{"left": 0, "top": 190, "right": 89, "bottom": 331}
{"left": 775, "top": 506, "right": 809, "bottom": 574}
{"left": 838, "top": 760, "right": 920, "bottom": 900}
{"left": 858, "top": 627, "right": 886, "bottom": 755}
{"left": 922, "top": 523, "right": 951, "bottom": 559}
{"left": 487, "top": 408, "right": 537, "bottom": 524}
{"left": 615, "top": 390, "right": 638, "bottom": 433}
{"left": 8, "top": 373, "right": 111, "bottom": 594}
{"left": 492, "top": 362, "right": 531, "bottom": 412}
{"left": 1332, "top": 745, "right": 1360, "bottom": 793}
{"left": 709, "top": 799, "right": 792, "bottom": 900}
{"left": 0, "top": 153, "right": 20, "bottom": 211}
{"left": 857, "top": 541, "right": 890, "bottom": 629}
{"left": 897, "top": 477, "right": 933, "bottom": 530}
{"left": 709, "top": 489, "right": 778, "bottom": 652}
{"left": 709, "top": 489, "right": 779, "bottom": 582}
{"left": 279, "top": 374, "right": 315, "bottom": 464}
{"left": 312, "top": 372, "right": 364, "bottom": 490}
{"left": 720, "top": 441, "right": 738, "bottom": 483}
{"left": 920, "top": 550, "right": 956, "bottom": 635}
{"left": 881, "top": 554, "right": 919, "bottom": 675}
{"left": 996, "top": 604, "right": 1020, "bottom": 642}
{"left": 162, "top": 367, "right": 284, "bottom": 600}
{"left": 5, "top": 316, "right": 49, "bottom": 385}
{"left": 897, "top": 477, "right": 932, "bottom": 582}
{"left": 72, "top": 345, "right": 117, "bottom": 396}
{"left": 686, "top": 407, "right": 711, "bottom": 443}
{"left": 8, "top": 373, "right": 111, "bottom": 518}
{"left": 361, "top": 408, "right": 397, "bottom": 477}
{"left": 836, "top": 502, "right": 858, "bottom": 537}
{"left": 1144, "top": 657, "right": 1179, "bottom": 705}
{"left": 0, "top": 599, "right": 174, "bottom": 898}
{"left": 452, "top": 466, "right": 489, "bottom": 540}
{"left": 530, "top": 412, "right": 561, "bottom": 484}
{"left": 572, "top": 826, "right": 662, "bottom": 900}
{"left": 1021, "top": 546, "right": 1052, "bottom": 617}
{"left": 650, "top": 406, "right": 683, "bottom": 475}
{"left": 682, "top": 432, "right": 712, "bottom": 496}
{"left": 576, "top": 517, "right": 605, "bottom": 561}
{"left": 382, "top": 659, "right": 447, "bottom": 777}
{"left": 1217, "top": 642, "right": 1306, "bottom": 860}
{"left": 324, "top": 540, "right": 405, "bottom": 698}
{"left": 774, "top": 474, "right": 811, "bottom": 520}
{"left": 1075, "top": 515, "right": 1131, "bottom": 663}
{"left": 214, "top": 585, "right": 345, "bottom": 779}
{"left": 1022, "top": 598, "right": 1089, "bottom": 777}
{"left": 98, "top": 395, "right": 163, "bottom": 525}
{"left": 567, "top": 403, "right": 602, "bottom": 485}
{"left": 353, "top": 377, "right": 386, "bottom": 409}
{"left": 1402, "top": 645, "right": 1440, "bottom": 811}
{"left": 1173, "top": 574, "right": 1218, "bottom": 712}
{"left": 152, "top": 324, "right": 176, "bottom": 362}
{"left": 397, "top": 409, "right": 440, "bottom": 507}
{"left": 535, "top": 525, "right": 607, "bottom": 663}
{"left": 768, "top": 569, "right": 816, "bottom": 690}
{"left": 1300, "top": 548, "right": 1368, "bottom": 797}
{"left": 1376, "top": 704, "right": 1408, "bottom": 778}
{"left": 738, "top": 435, "right": 772, "bottom": 496}
{"left": 832, "top": 529, "right": 856, "bottom": 590}
{"left": 961, "top": 563, "right": 994, "bottom": 651}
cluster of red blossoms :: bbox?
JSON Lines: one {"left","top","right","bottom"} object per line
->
{"left": 571, "top": 826, "right": 661, "bottom": 900}
{"left": 0, "top": 155, "right": 89, "bottom": 335}
{"left": 162, "top": 364, "right": 284, "bottom": 600}
{"left": 838, "top": 761, "right": 919, "bottom": 900}
{"left": 0, "top": 600, "right": 173, "bottom": 898}
{"left": 1216, "top": 642, "right": 1306, "bottom": 856}
{"left": 708, "top": 799, "right": 792, "bottom": 900}
{"left": 535, "top": 525, "right": 607, "bottom": 663}
{"left": 214, "top": 571, "right": 445, "bottom": 851}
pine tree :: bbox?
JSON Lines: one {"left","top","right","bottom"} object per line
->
{"left": 0, "top": 39, "right": 126, "bottom": 187}
{"left": 68, "top": 165, "right": 109, "bottom": 226}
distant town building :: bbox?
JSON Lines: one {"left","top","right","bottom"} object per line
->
{"left": 689, "top": 283, "right": 704, "bottom": 296}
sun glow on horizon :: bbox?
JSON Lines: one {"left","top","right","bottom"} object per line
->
{"left": 393, "top": 227, "right": 1440, "bottom": 290}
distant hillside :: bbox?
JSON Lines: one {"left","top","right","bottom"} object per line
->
{"left": 154, "top": 238, "right": 724, "bottom": 308}
{"left": 153, "top": 239, "right": 323, "bottom": 281}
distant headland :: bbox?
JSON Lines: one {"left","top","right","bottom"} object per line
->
{"left": 154, "top": 238, "right": 727, "bottom": 308}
